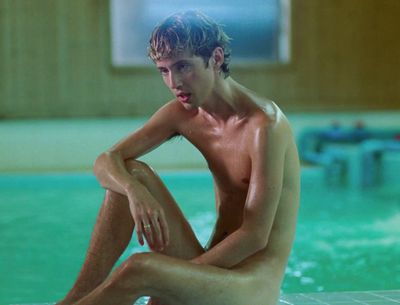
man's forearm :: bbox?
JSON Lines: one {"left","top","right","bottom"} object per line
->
{"left": 192, "top": 228, "right": 265, "bottom": 268}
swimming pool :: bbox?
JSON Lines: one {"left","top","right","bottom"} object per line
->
{"left": 0, "top": 169, "right": 399, "bottom": 304}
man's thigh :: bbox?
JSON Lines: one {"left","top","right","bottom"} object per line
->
{"left": 125, "top": 252, "right": 259, "bottom": 305}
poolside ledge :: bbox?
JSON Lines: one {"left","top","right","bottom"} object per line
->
{"left": 279, "top": 290, "right": 400, "bottom": 305}
{"left": 11, "top": 290, "right": 400, "bottom": 305}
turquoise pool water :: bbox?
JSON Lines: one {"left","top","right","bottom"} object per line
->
{"left": 0, "top": 169, "right": 399, "bottom": 304}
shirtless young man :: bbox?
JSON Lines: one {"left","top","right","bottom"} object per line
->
{"left": 57, "top": 11, "right": 300, "bottom": 305}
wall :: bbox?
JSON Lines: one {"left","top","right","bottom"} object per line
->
{"left": 1, "top": 0, "right": 400, "bottom": 119}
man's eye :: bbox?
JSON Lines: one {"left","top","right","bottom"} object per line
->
{"left": 178, "top": 64, "right": 191, "bottom": 72}
{"left": 159, "top": 69, "right": 168, "bottom": 75}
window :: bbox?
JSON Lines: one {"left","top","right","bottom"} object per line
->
{"left": 110, "top": 0, "right": 291, "bottom": 66}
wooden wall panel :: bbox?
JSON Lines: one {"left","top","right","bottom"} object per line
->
{"left": 0, "top": 0, "right": 399, "bottom": 119}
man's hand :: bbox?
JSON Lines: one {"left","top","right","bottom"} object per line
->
{"left": 126, "top": 184, "right": 170, "bottom": 251}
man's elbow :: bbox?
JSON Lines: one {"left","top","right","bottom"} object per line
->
{"left": 251, "top": 229, "right": 270, "bottom": 251}
{"left": 93, "top": 151, "right": 114, "bottom": 184}
{"left": 93, "top": 152, "right": 105, "bottom": 178}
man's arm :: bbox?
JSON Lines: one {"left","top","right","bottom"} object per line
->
{"left": 93, "top": 100, "right": 186, "bottom": 249}
{"left": 193, "top": 118, "right": 290, "bottom": 268}
{"left": 93, "top": 101, "right": 182, "bottom": 192}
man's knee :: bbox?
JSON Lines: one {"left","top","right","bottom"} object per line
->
{"left": 120, "top": 253, "right": 156, "bottom": 282}
{"left": 124, "top": 253, "right": 151, "bottom": 271}
{"left": 125, "top": 160, "right": 155, "bottom": 183}
{"left": 107, "top": 253, "right": 153, "bottom": 297}
{"left": 103, "top": 160, "right": 154, "bottom": 201}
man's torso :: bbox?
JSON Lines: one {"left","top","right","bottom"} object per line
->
{"left": 170, "top": 93, "right": 300, "bottom": 265}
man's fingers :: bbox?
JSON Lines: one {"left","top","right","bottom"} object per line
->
{"left": 130, "top": 199, "right": 167, "bottom": 250}
{"left": 143, "top": 220, "right": 154, "bottom": 247}
{"left": 133, "top": 213, "right": 150, "bottom": 247}
{"left": 136, "top": 224, "right": 144, "bottom": 246}
{"left": 159, "top": 213, "right": 170, "bottom": 246}
{"left": 150, "top": 217, "right": 164, "bottom": 250}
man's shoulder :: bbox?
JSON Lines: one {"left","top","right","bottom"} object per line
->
{"left": 240, "top": 89, "right": 279, "bottom": 122}
{"left": 248, "top": 99, "right": 288, "bottom": 129}
{"left": 153, "top": 100, "right": 198, "bottom": 122}
{"left": 245, "top": 99, "right": 294, "bottom": 150}
{"left": 157, "top": 99, "right": 183, "bottom": 113}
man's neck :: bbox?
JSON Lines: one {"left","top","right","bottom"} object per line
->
{"left": 199, "top": 77, "right": 247, "bottom": 123}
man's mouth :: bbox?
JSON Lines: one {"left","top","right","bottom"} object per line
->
{"left": 177, "top": 93, "right": 191, "bottom": 103}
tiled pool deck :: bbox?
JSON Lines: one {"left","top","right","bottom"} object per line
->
{"left": 279, "top": 290, "right": 400, "bottom": 305}
{"left": 13, "top": 291, "right": 400, "bottom": 305}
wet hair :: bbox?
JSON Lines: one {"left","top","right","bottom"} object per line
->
{"left": 148, "top": 10, "right": 232, "bottom": 78}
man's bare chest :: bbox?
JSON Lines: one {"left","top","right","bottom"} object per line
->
{"left": 182, "top": 123, "right": 252, "bottom": 191}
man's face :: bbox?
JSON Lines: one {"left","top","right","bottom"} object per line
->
{"left": 155, "top": 52, "right": 215, "bottom": 110}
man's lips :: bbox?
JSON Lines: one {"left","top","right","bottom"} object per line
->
{"left": 177, "top": 93, "right": 191, "bottom": 103}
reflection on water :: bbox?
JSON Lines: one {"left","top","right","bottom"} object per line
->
{"left": 284, "top": 173, "right": 400, "bottom": 293}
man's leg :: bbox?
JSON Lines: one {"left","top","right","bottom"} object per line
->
{"left": 124, "top": 160, "right": 205, "bottom": 259}
{"left": 58, "top": 190, "right": 134, "bottom": 304}
{"left": 73, "top": 252, "right": 268, "bottom": 305}
{"left": 57, "top": 160, "right": 204, "bottom": 304}
{"left": 126, "top": 160, "right": 206, "bottom": 305}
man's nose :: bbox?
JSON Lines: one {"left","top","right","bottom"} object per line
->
{"left": 169, "top": 73, "right": 182, "bottom": 89}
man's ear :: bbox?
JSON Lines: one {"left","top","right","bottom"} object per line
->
{"left": 212, "top": 47, "right": 224, "bottom": 70}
